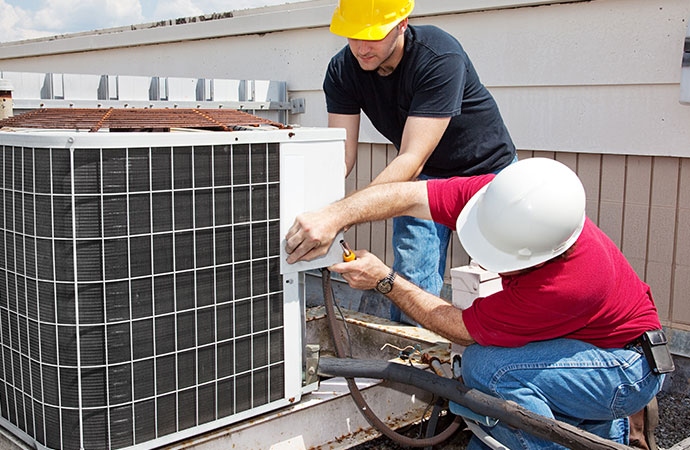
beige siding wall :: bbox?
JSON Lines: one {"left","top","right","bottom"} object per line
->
{"left": 348, "top": 144, "right": 690, "bottom": 332}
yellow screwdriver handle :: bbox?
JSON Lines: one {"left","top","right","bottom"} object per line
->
{"left": 340, "top": 240, "right": 356, "bottom": 262}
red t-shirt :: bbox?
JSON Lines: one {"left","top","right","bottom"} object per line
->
{"left": 427, "top": 176, "right": 661, "bottom": 348}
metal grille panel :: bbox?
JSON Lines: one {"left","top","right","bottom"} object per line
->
{"left": 0, "top": 142, "right": 284, "bottom": 449}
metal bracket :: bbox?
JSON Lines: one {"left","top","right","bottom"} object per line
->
{"left": 305, "top": 344, "right": 320, "bottom": 386}
{"left": 290, "top": 97, "right": 305, "bottom": 114}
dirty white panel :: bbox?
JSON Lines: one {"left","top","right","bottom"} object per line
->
{"left": 0, "top": 72, "right": 44, "bottom": 99}
{"left": 280, "top": 139, "right": 346, "bottom": 274}
{"left": 116, "top": 75, "right": 151, "bottom": 100}
{"left": 167, "top": 76, "right": 198, "bottom": 101}
{"left": 493, "top": 84, "right": 690, "bottom": 158}
{"left": 212, "top": 79, "right": 241, "bottom": 101}
{"left": 62, "top": 73, "right": 101, "bottom": 100}
{"left": 424, "top": 0, "right": 689, "bottom": 87}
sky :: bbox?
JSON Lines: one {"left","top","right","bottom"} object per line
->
{"left": 0, "top": 0, "right": 307, "bottom": 43}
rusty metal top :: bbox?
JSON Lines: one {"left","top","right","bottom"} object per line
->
{"left": 0, "top": 108, "right": 287, "bottom": 132}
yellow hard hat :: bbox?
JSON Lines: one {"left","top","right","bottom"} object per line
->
{"left": 330, "top": 0, "right": 415, "bottom": 40}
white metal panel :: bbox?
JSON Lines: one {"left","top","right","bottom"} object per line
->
{"left": 279, "top": 138, "right": 346, "bottom": 274}
{"left": 212, "top": 79, "right": 241, "bottom": 102}
{"left": 424, "top": 0, "right": 689, "bottom": 87}
{"left": 62, "top": 73, "right": 101, "bottom": 100}
{"left": 167, "top": 77, "right": 198, "bottom": 101}
{"left": 282, "top": 273, "right": 305, "bottom": 404}
{"left": 493, "top": 84, "right": 690, "bottom": 157}
{"left": 50, "top": 73, "right": 63, "bottom": 98}
{"left": 0, "top": 72, "right": 44, "bottom": 99}
{"left": 0, "top": 128, "right": 346, "bottom": 149}
{"left": 116, "top": 75, "right": 151, "bottom": 100}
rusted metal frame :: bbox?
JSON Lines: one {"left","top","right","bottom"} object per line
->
{"left": 89, "top": 107, "right": 115, "bottom": 132}
{"left": 191, "top": 109, "right": 229, "bottom": 131}
{"left": 0, "top": 107, "right": 287, "bottom": 131}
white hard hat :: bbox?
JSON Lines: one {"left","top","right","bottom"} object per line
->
{"left": 456, "top": 158, "right": 586, "bottom": 274}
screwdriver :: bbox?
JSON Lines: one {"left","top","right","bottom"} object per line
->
{"left": 340, "top": 239, "right": 356, "bottom": 262}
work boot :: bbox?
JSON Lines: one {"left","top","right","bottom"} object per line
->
{"left": 628, "top": 397, "right": 659, "bottom": 450}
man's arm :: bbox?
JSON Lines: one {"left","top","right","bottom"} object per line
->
{"left": 371, "top": 116, "right": 451, "bottom": 185}
{"left": 285, "top": 181, "right": 431, "bottom": 263}
{"left": 329, "top": 113, "right": 360, "bottom": 177}
{"left": 329, "top": 250, "right": 475, "bottom": 345}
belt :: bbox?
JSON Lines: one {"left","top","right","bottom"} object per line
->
{"left": 625, "top": 335, "right": 645, "bottom": 349}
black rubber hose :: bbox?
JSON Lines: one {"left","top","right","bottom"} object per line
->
{"left": 424, "top": 399, "right": 446, "bottom": 450}
{"left": 319, "top": 357, "right": 635, "bottom": 450}
{"left": 321, "top": 268, "right": 463, "bottom": 448}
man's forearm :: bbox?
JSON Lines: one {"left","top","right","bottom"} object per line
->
{"left": 386, "top": 276, "right": 475, "bottom": 346}
{"left": 285, "top": 179, "right": 430, "bottom": 263}
{"left": 369, "top": 153, "right": 426, "bottom": 186}
{"left": 329, "top": 181, "right": 432, "bottom": 229}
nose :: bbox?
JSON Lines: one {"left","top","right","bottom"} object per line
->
{"left": 358, "top": 40, "right": 372, "bottom": 54}
{"left": 349, "top": 38, "right": 371, "bottom": 56}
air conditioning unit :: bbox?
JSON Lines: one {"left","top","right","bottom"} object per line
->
{"left": 0, "top": 127, "right": 345, "bottom": 449}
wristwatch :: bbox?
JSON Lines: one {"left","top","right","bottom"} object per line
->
{"left": 375, "top": 270, "right": 397, "bottom": 295}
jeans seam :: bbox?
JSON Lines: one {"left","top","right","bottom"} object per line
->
{"left": 483, "top": 374, "right": 537, "bottom": 450}
{"left": 611, "top": 369, "right": 658, "bottom": 417}
{"left": 488, "top": 358, "right": 630, "bottom": 390}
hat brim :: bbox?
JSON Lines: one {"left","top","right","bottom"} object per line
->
{"left": 330, "top": 17, "right": 400, "bottom": 40}
{"left": 456, "top": 185, "right": 585, "bottom": 274}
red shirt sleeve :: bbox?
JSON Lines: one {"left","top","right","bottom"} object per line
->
{"left": 426, "top": 175, "right": 495, "bottom": 229}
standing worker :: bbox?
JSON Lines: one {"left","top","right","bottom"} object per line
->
{"left": 285, "top": 158, "right": 671, "bottom": 449}
{"left": 325, "top": 0, "right": 516, "bottom": 323}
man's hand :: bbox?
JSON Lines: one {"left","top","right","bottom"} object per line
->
{"left": 285, "top": 210, "right": 340, "bottom": 264}
{"left": 328, "top": 250, "right": 390, "bottom": 290}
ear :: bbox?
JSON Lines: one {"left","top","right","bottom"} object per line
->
{"left": 399, "top": 18, "right": 408, "bottom": 33}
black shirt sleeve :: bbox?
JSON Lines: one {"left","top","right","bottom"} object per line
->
{"left": 323, "top": 52, "right": 361, "bottom": 115}
{"left": 408, "top": 53, "right": 465, "bottom": 118}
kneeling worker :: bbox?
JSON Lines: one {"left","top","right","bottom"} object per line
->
{"left": 285, "top": 158, "right": 672, "bottom": 449}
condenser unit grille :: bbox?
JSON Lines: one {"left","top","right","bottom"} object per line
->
{"left": 0, "top": 142, "right": 285, "bottom": 449}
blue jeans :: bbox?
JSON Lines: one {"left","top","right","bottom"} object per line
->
{"left": 461, "top": 339, "right": 665, "bottom": 449}
{"left": 390, "top": 157, "right": 517, "bottom": 324}
{"left": 390, "top": 193, "right": 452, "bottom": 323}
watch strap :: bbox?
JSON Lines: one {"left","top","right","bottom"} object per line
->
{"left": 375, "top": 269, "right": 396, "bottom": 294}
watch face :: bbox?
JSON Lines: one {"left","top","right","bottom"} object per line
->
{"left": 376, "top": 279, "right": 393, "bottom": 294}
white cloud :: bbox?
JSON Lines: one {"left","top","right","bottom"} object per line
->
{"left": 152, "top": 0, "right": 204, "bottom": 19}
{"left": 0, "top": 0, "right": 53, "bottom": 42}
{"left": 32, "top": 0, "right": 144, "bottom": 33}
{"left": 0, "top": 0, "right": 310, "bottom": 44}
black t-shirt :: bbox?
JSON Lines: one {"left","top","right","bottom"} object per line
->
{"left": 324, "top": 25, "right": 516, "bottom": 177}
